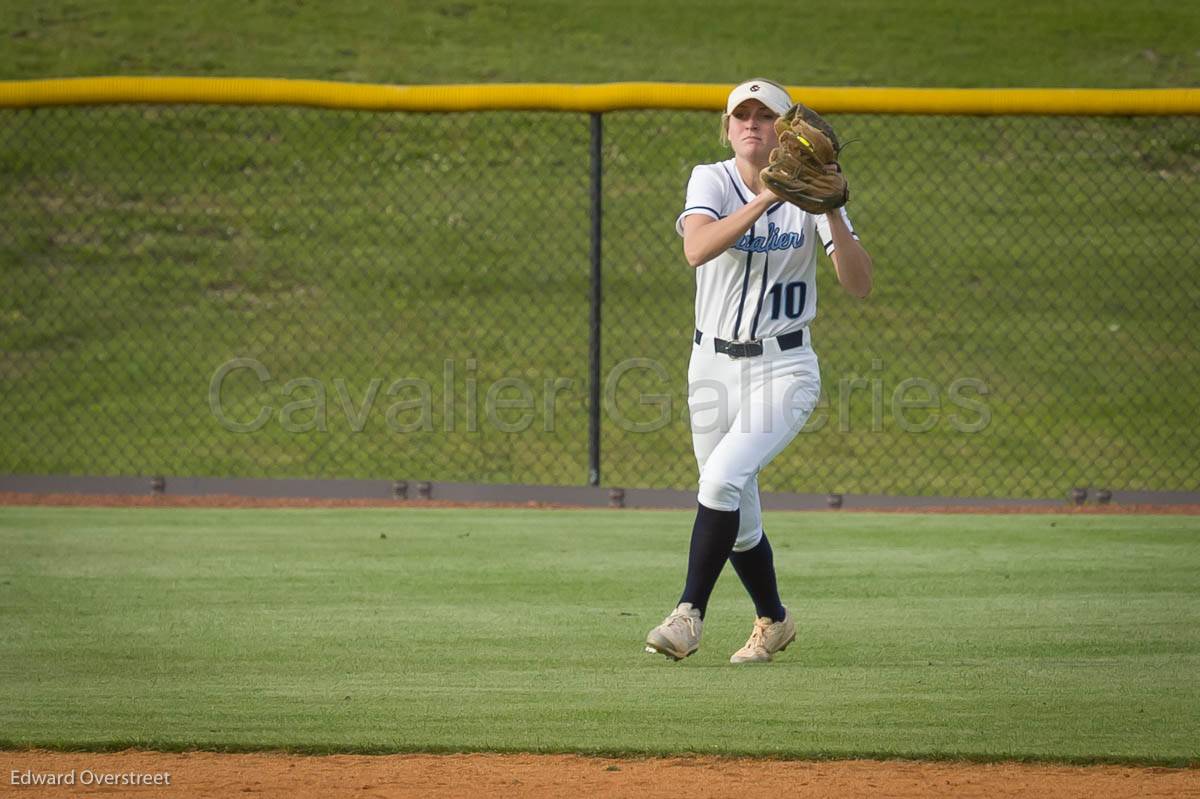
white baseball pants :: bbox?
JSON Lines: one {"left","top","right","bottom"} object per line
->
{"left": 687, "top": 331, "right": 821, "bottom": 552}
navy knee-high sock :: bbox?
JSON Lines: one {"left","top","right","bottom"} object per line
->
{"left": 729, "top": 532, "right": 787, "bottom": 622}
{"left": 678, "top": 503, "right": 740, "bottom": 618}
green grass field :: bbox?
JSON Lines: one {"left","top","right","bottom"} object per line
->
{"left": 2, "top": 1, "right": 1197, "bottom": 87}
{"left": 2, "top": 2, "right": 1199, "bottom": 496}
{"left": 1, "top": 506, "right": 1197, "bottom": 764}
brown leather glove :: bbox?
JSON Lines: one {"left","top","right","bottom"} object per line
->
{"left": 760, "top": 104, "right": 849, "bottom": 214}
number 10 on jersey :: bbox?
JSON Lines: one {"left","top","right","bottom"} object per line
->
{"left": 768, "top": 281, "right": 807, "bottom": 320}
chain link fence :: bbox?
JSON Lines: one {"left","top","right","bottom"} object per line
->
{"left": 2, "top": 103, "right": 1198, "bottom": 498}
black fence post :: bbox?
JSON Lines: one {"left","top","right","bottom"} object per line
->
{"left": 588, "top": 112, "right": 603, "bottom": 487}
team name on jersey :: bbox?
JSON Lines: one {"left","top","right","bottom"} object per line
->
{"left": 733, "top": 221, "right": 805, "bottom": 254}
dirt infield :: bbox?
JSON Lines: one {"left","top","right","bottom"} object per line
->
{"left": 2, "top": 491, "right": 1199, "bottom": 515}
{"left": 2, "top": 751, "right": 1197, "bottom": 798}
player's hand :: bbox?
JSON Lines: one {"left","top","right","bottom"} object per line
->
{"left": 755, "top": 184, "right": 780, "bottom": 202}
{"left": 822, "top": 164, "right": 847, "bottom": 214}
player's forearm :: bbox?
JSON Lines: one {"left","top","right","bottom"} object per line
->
{"left": 683, "top": 193, "right": 774, "bottom": 267}
{"left": 827, "top": 212, "right": 873, "bottom": 298}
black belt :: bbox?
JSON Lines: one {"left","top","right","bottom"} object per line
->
{"left": 694, "top": 328, "right": 805, "bottom": 358}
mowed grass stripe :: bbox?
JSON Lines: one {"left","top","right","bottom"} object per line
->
{"left": 1, "top": 507, "right": 1197, "bottom": 763}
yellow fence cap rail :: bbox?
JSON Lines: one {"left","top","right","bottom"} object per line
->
{"left": 1, "top": 77, "right": 1198, "bottom": 115}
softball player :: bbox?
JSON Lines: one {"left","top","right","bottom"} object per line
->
{"left": 645, "top": 78, "right": 874, "bottom": 663}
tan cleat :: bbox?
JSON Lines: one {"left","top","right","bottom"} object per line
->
{"left": 729, "top": 611, "right": 796, "bottom": 664}
{"left": 644, "top": 602, "right": 703, "bottom": 660}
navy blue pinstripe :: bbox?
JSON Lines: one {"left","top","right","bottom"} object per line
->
{"left": 722, "top": 164, "right": 753, "bottom": 340}
{"left": 748, "top": 250, "right": 770, "bottom": 340}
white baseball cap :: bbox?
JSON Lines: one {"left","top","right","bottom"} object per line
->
{"left": 725, "top": 79, "right": 792, "bottom": 116}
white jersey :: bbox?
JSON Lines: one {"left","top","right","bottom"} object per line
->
{"left": 676, "top": 158, "right": 857, "bottom": 342}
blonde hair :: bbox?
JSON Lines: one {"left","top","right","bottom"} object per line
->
{"left": 719, "top": 77, "right": 790, "bottom": 146}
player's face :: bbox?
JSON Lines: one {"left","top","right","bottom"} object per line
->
{"left": 728, "top": 100, "right": 780, "bottom": 163}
